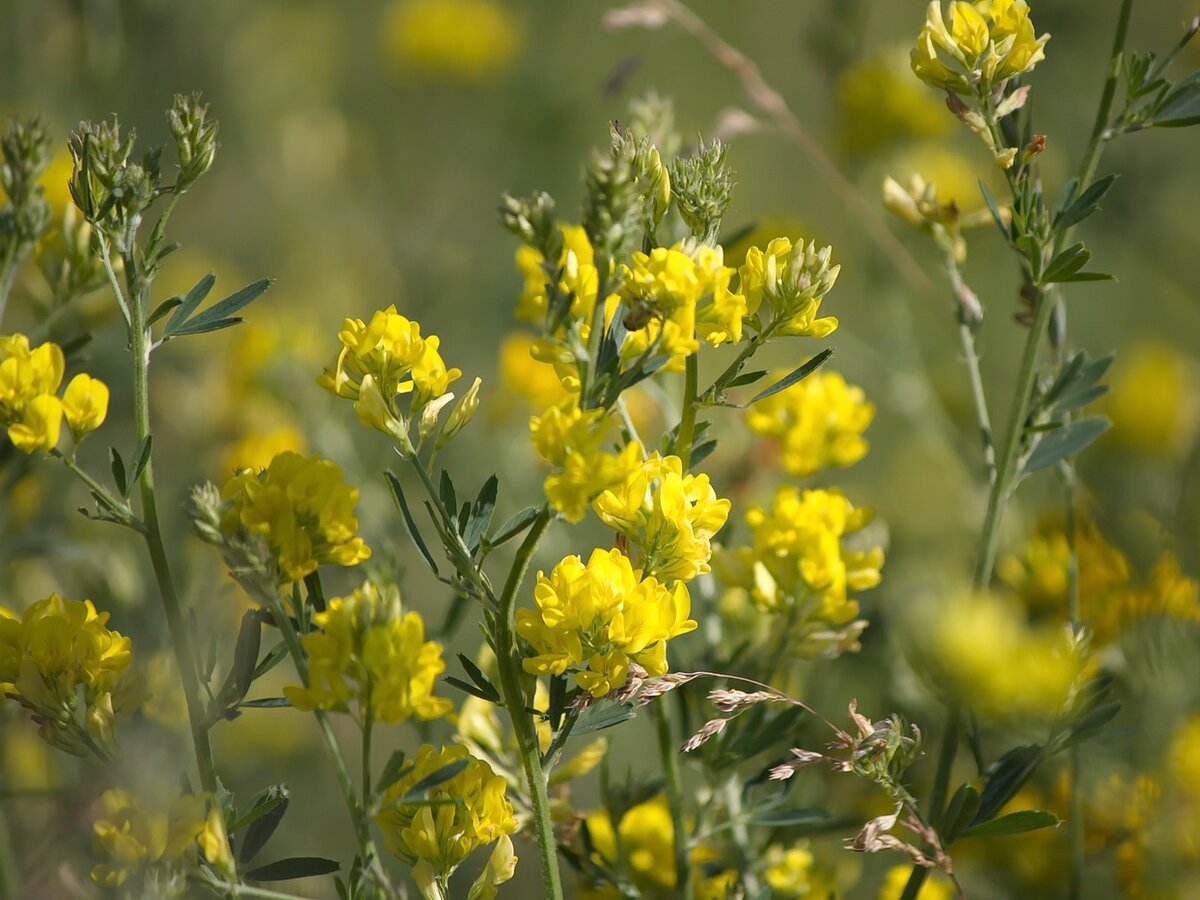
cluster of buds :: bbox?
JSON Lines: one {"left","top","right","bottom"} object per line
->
{"left": 668, "top": 139, "right": 732, "bottom": 244}
{"left": 740, "top": 237, "right": 841, "bottom": 339}
{"left": 167, "top": 93, "right": 219, "bottom": 189}
{"left": 0, "top": 117, "right": 52, "bottom": 246}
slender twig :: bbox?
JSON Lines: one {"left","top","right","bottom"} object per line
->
{"left": 1061, "top": 460, "right": 1085, "bottom": 899}
{"left": 940, "top": 249, "right": 996, "bottom": 482}
{"left": 630, "top": 0, "right": 936, "bottom": 299}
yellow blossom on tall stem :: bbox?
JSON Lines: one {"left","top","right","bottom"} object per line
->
{"left": 517, "top": 547, "right": 696, "bottom": 697}
{"left": 218, "top": 450, "right": 371, "bottom": 583}
{"left": 283, "top": 580, "right": 453, "bottom": 723}
{"left": 738, "top": 237, "right": 840, "bottom": 338}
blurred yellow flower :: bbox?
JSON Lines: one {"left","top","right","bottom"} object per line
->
{"left": 878, "top": 863, "right": 953, "bottom": 900}
{"left": 498, "top": 332, "right": 569, "bottom": 411}
{"left": 220, "top": 423, "right": 306, "bottom": 475}
{"left": 837, "top": 51, "right": 949, "bottom": 155}
{"left": 90, "top": 789, "right": 224, "bottom": 887}
{"left": 283, "top": 580, "right": 453, "bottom": 723}
{"left": 1168, "top": 715, "right": 1200, "bottom": 799}
{"left": 517, "top": 547, "right": 696, "bottom": 697}
{"left": 219, "top": 450, "right": 371, "bottom": 583}
{"left": 764, "top": 843, "right": 815, "bottom": 896}
{"left": 744, "top": 369, "right": 874, "bottom": 478}
{"left": 923, "top": 591, "right": 1080, "bottom": 718}
{"left": 1105, "top": 341, "right": 1198, "bottom": 457}
{"left": 382, "top": 0, "right": 522, "bottom": 81}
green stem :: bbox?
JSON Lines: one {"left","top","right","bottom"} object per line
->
{"left": 263, "top": 592, "right": 392, "bottom": 894}
{"left": 1063, "top": 463, "right": 1085, "bottom": 899}
{"left": 492, "top": 506, "right": 564, "bottom": 900}
{"left": 941, "top": 247, "right": 995, "bottom": 482}
{"left": 362, "top": 701, "right": 374, "bottom": 814}
{"left": 902, "top": 6, "right": 1135, "bottom": 898}
{"left": 0, "top": 238, "right": 20, "bottom": 327}
{"left": 49, "top": 448, "right": 139, "bottom": 526}
{"left": 106, "top": 238, "right": 219, "bottom": 801}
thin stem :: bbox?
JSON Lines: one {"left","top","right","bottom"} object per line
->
{"left": 492, "top": 506, "right": 564, "bottom": 900}
{"left": 263, "top": 592, "right": 392, "bottom": 894}
{"left": 643, "top": 0, "right": 936, "bottom": 299}
{"left": 49, "top": 448, "right": 139, "bottom": 526}
{"left": 362, "top": 699, "right": 374, "bottom": 814}
{"left": 1063, "top": 462, "right": 1085, "bottom": 899}
{"left": 0, "top": 238, "right": 20, "bottom": 327}
{"left": 940, "top": 248, "right": 996, "bottom": 482}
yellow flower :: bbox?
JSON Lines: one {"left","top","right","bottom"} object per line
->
{"left": 922, "top": 591, "right": 1081, "bottom": 718}
{"left": 375, "top": 745, "right": 517, "bottom": 884}
{"left": 517, "top": 548, "right": 696, "bottom": 697}
{"left": 1168, "top": 715, "right": 1200, "bottom": 799}
{"left": 61, "top": 373, "right": 109, "bottom": 441}
{"left": 515, "top": 224, "right": 606, "bottom": 326}
{"left": 382, "top": 0, "right": 522, "bottom": 81}
{"left": 714, "top": 487, "right": 882, "bottom": 657}
{"left": 738, "top": 238, "right": 839, "bottom": 338}
{"left": 878, "top": 863, "right": 954, "bottom": 900}
{"left": 498, "top": 332, "right": 569, "bottom": 411}
{"left": 1, "top": 334, "right": 65, "bottom": 453}
{"left": 1105, "top": 341, "right": 1197, "bottom": 457}
{"left": 283, "top": 580, "right": 452, "bottom": 723}
{"left": 744, "top": 369, "right": 874, "bottom": 477}
{"left": 592, "top": 452, "right": 731, "bottom": 584}
{"left": 220, "top": 423, "right": 306, "bottom": 474}
{"left": 219, "top": 450, "right": 371, "bottom": 583}
{"left": 837, "top": 51, "right": 950, "bottom": 156}
{"left": 910, "top": 0, "right": 1050, "bottom": 94}
{"left": 763, "top": 843, "right": 814, "bottom": 897}
{"left": 6, "top": 392, "right": 62, "bottom": 453}
{"left": 89, "top": 789, "right": 213, "bottom": 887}
{"left": 319, "top": 306, "right": 461, "bottom": 450}
{"left": 1, "top": 593, "right": 137, "bottom": 757}
{"left": 529, "top": 397, "right": 643, "bottom": 522}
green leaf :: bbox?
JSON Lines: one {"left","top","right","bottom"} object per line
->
{"left": 245, "top": 857, "right": 340, "bottom": 882}
{"left": 439, "top": 470, "right": 457, "bottom": 525}
{"left": 170, "top": 277, "right": 273, "bottom": 336}
{"left": 384, "top": 471, "right": 439, "bottom": 575}
{"left": 463, "top": 475, "right": 498, "bottom": 554}
{"left": 164, "top": 272, "right": 215, "bottom": 334}
{"left": 487, "top": 506, "right": 540, "bottom": 548}
{"left": 376, "top": 750, "right": 409, "bottom": 794}
{"left": 239, "top": 787, "right": 289, "bottom": 863}
{"left": 748, "top": 349, "right": 833, "bottom": 405}
{"left": 748, "top": 807, "right": 829, "bottom": 827}
{"left": 963, "top": 809, "right": 1060, "bottom": 838}
{"left": 1154, "top": 70, "right": 1200, "bottom": 127}
{"left": 1040, "top": 242, "right": 1090, "bottom": 283}
{"left": 109, "top": 447, "right": 127, "bottom": 498}
{"left": 227, "top": 611, "right": 263, "bottom": 702}
{"left": 574, "top": 701, "right": 637, "bottom": 735}
{"left": 978, "top": 179, "right": 1009, "bottom": 237}
{"left": 230, "top": 784, "right": 289, "bottom": 834}
{"left": 1055, "top": 174, "right": 1117, "bottom": 229}
{"left": 972, "top": 744, "right": 1043, "bottom": 825}
{"left": 147, "top": 296, "right": 182, "bottom": 328}
{"left": 444, "top": 676, "right": 498, "bottom": 702}
{"left": 726, "top": 369, "right": 767, "bottom": 388}
{"left": 690, "top": 438, "right": 718, "bottom": 467}
{"left": 401, "top": 759, "right": 470, "bottom": 801}
{"left": 941, "top": 783, "right": 981, "bottom": 843}
{"left": 1024, "top": 417, "right": 1110, "bottom": 472}
{"left": 252, "top": 642, "right": 288, "bottom": 681}
{"left": 1063, "top": 701, "right": 1122, "bottom": 748}
{"left": 455, "top": 653, "right": 501, "bottom": 702}
{"left": 128, "top": 436, "right": 153, "bottom": 486}
{"left": 239, "top": 697, "right": 291, "bottom": 708}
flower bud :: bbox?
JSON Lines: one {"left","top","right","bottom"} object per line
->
{"left": 168, "top": 93, "right": 219, "bottom": 187}
{"left": 62, "top": 373, "right": 109, "bottom": 442}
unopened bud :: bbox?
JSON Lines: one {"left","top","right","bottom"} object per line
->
{"left": 168, "top": 93, "right": 219, "bottom": 187}
{"left": 438, "top": 377, "right": 482, "bottom": 448}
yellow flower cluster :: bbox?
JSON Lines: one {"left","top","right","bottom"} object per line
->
{"left": 744, "top": 369, "right": 874, "bottom": 478}
{"left": 999, "top": 517, "right": 1199, "bottom": 646}
{"left": 90, "top": 788, "right": 232, "bottom": 887}
{"left": 1, "top": 333, "right": 109, "bottom": 453}
{"left": 592, "top": 452, "right": 730, "bottom": 584}
{"left": 517, "top": 548, "right": 696, "bottom": 697}
{"left": 618, "top": 240, "right": 747, "bottom": 365}
{"left": 528, "top": 397, "right": 642, "bottom": 522}
{"left": 319, "top": 306, "right": 464, "bottom": 451}
{"left": 516, "top": 224, "right": 607, "bottom": 327}
{"left": 0, "top": 594, "right": 135, "bottom": 757}
{"left": 924, "top": 591, "right": 1080, "bottom": 718}
{"left": 714, "top": 487, "right": 883, "bottom": 657}
{"left": 219, "top": 450, "right": 371, "bottom": 583}
{"left": 283, "top": 580, "right": 452, "bottom": 723}
{"left": 739, "top": 237, "right": 840, "bottom": 338}
{"left": 581, "top": 796, "right": 735, "bottom": 900}
{"left": 382, "top": 0, "right": 521, "bottom": 81}
{"left": 911, "top": 0, "right": 1050, "bottom": 95}
{"left": 375, "top": 744, "right": 516, "bottom": 894}
{"left": 763, "top": 843, "right": 815, "bottom": 896}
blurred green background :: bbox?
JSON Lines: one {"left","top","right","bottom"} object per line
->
{"left": 2, "top": 0, "right": 1200, "bottom": 897}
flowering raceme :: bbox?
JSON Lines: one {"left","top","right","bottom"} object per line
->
{"left": 375, "top": 744, "right": 517, "bottom": 897}
{"left": 744, "top": 369, "right": 874, "bottom": 478}
{"left": 517, "top": 548, "right": 696, "bottom": 697}
{"left": 592, "top": 452, "right": 730, "bottom": 584}
{"left": 528, "top": 397, "right": 642, "bottom": 522}
{"left": 739, "top": 238, "right": 840, "bottom": 338}
{"left": 713, "top": 487, "right": 883, "bottom": 657}
{"left": 283, "top": 580, "right": 452, "bottom": 723}
{"left": 1, "top": 333, "right": 108, "bottom": 452}
{"left": 910, "top": 0, "right": 1050, "bottom": 95}
{"left": 0, "top": 594, "right": 136, "bottom": 757}
{"left": 90, "top": 788, "right": 232, "bottom": 887}
{"left": 319, "top": 307, "right": 463, "bottom": 452}
{"left": 219, "top": 450, "right": 371, "bottom": 583}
